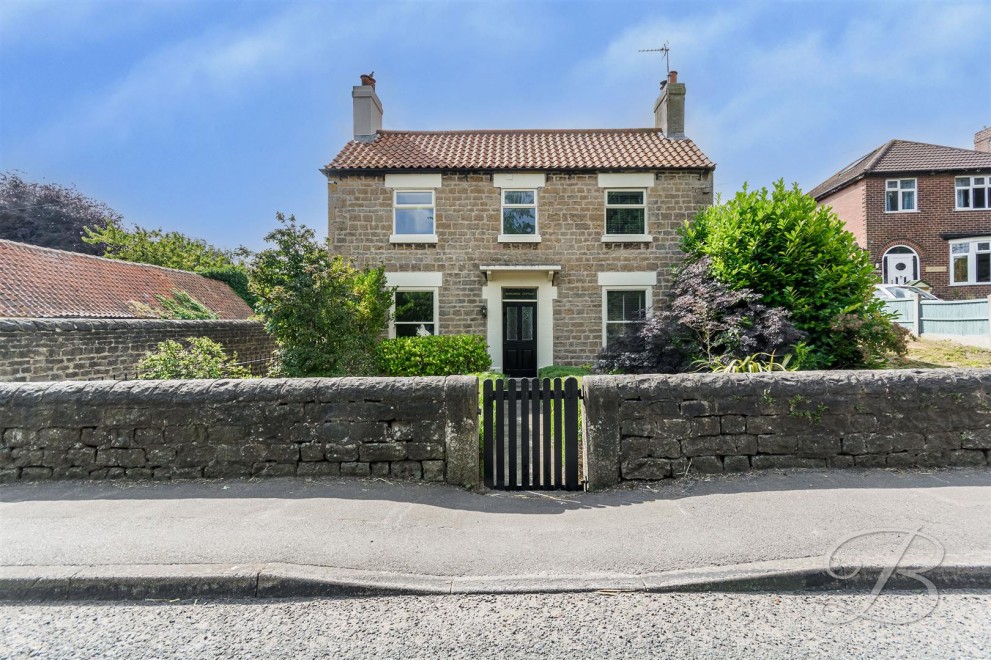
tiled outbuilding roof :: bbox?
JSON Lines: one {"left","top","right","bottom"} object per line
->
{"left": 0, "top": 240, "right": 253, "bottom": 319}
{"left": 324, "top": 129, "right": 714, "bottom": 172}
{"left": 810, "top": 139, "right": 991, "bottom": 199}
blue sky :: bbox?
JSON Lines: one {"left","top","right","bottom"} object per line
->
{"left": 2, "top": 0, "right": 989, "bottom": 252}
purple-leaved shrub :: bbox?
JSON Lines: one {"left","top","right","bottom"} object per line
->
{"left": 596, "top": 258, "right": 804, "bottom": 374}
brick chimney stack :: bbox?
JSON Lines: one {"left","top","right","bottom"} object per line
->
{"left": 654, "top": 70, "right": 686, "bottom": 139}
{"left": 975, "top": 126, "right": 991, "bottom": 153}
{"left": 352, "top": 72, "right": 382, "bottom": 142}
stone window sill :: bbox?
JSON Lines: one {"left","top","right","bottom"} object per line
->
{"left": 601, "top": 234, "right": 653, "bottom": 243}
{"left": 390, "top": 234, "right": 438, "bottom": 244}
{"left": 498, "top": 234, "right": 542, "bottom": 243}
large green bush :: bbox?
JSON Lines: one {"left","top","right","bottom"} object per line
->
{"left": 250, "top": 213, "right": 392, "bottom": 377}
{"left": 377, "top": 335, "right": 492, "bottom": 376}
{"left": 137, "top": 337, "right": 251, "bottom": 380}
{"left": 682, "top": 180, "right": 905, "bottom": 368}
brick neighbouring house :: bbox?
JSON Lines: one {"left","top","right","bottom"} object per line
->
{"left": 322, "top": 73, "right": 714, "bottom": 376}
{"left": 809, "top": 133, "right": 991, "bottom": 300}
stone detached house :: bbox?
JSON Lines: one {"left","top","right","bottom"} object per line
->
{"left": 322, "top": 73, "right": 714, "bottom": 376}
{"left": 810, "top": 131, "right": 991, "bottom": 300}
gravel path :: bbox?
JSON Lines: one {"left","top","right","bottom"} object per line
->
{"left": 3, "top": 591, "right": 989, "bottom": 659}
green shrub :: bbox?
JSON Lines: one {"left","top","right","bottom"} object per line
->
{"left": 137, "top": 337, "right": 251, "bottom": 379}
{"left": 199, "top": 266, "right": 257, "bottom": 309}
{"left": 377, "top": 335, "right": 492, "bottom": 376}
{"left": 250, "top": 213, "right": 392, "bottom": 377}
{"left": 682, "top": 180, "right": 904, "bottom": 368}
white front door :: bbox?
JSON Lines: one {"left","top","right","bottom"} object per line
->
{"left": 885, "top": 254, "right": 915, "bottom": 284}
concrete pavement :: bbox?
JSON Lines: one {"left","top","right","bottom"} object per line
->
{"left": 1, "top": 467, "right": 989, "bottom": 599}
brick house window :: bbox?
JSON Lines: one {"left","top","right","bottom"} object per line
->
{"left": 603, "top": 289, "right": 647, "bottom": 344}
{"left": 955, "top": 176, "right": 990, "bottom": 210}
{"left": 501, "top": 190, "right": 538, "bottom": 235}
{"left": 604, "top": 189, "right": 647, "bottom": 235}
{"left": 393, "top": 191, "right": 435, "bottom": 236}
{"left": 950, "top": 238, "right": 991, "bottom": 285}
{"left": 885, "top": 179, "right": 916, "bottom": 212}
{"left": 393, "top": 289, "right": 437, "bottom": 337}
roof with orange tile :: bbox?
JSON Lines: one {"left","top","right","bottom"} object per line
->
{"left": 0, "top": 239, "right": 253, "bottom": 319}
{"left": 324, "top": 129, "right": 714, "bottom": 172}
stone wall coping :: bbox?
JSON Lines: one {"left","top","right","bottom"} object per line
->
{"left": 0, "top": 318, "right": 266, "bottom": 333}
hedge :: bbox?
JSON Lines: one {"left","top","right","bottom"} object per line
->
{"left": 377, "top": 335, "right": 492, "bottom": 376}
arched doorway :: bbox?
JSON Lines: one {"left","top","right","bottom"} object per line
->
{"left": 882, "top": 246, "right": 919, "bottom": 284}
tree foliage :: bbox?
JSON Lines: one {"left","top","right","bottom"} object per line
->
{"left": 597, "top": 257, "right": 804, "bottom": 374}
{"left": 197, "top": 266, "right": 257, "bottom": 309}
{"left": 82, "top": 222, "right": 238, "bottom": 271}
{"left": 81, "top": 219, "right": 257, "bottom": 308}
{"left": 137, "top": 337, "right": 251, "bottom": 380}
{"left": 0, "top": 171, "right": 123, "bottom": 254}
{"left": 249, "top": 213, "right": 393, "bottom": 377}
{"left": 681, "top": 180, "right": 905, "bottom": 368}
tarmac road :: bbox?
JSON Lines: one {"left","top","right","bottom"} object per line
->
{"left": 3, "top": 590, "right": 990, "bottom": 659}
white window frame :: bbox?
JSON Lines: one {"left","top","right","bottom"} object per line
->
{"left": 948, "top": 237, "right": 991, "bottom": 286}
{"left": 391, "top": 190, "right": 438, "bottom": 244}
{"left": 601, "top": 286, "right": 652, "bottom": 347}
{"left": 602, "top": 188, "right": 651, "bottom": 243}
{"left": 390, "top": 287, "right": 440, "bottom": 338}
{"left": 498, "top": 189, "right": 540, "bottom": 242}
{"left": 954, "top": 175, "right": 991, "bottom": 211}
{"left": 885, "top": 178, "right": 917, "bottom": 213}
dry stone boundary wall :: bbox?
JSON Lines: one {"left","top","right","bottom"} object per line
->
{"left": 0, "top": 319, "right": 277, "bottom": 381}
{"left": 584, "top": 370, "right": 991, "bottom": 489}
{"left": 0, "top": 377, "right": 479, "bottom": 487}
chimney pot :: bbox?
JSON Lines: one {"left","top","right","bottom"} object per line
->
{"left": 668, "top": 70, "right": 678, "bottom": 84}
{"left": 360, "top": 73, "right": 376, "bottom": 89}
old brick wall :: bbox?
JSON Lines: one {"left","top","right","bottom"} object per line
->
{"left": 0, "top": 319, "right": 277, "bottom": 381}
{"left": 0, "top": 376, "right": 479, "bottom": 486}
{"left": 864, "top": 174, "right": 991, "bottom": 300}
{"left": 584, "top": 370, "right": 991, "bottom": 489}
{"left": 327, "top": 171, "right": 712, "bottom": 366}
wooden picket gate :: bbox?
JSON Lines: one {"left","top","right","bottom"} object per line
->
{"left": 481, "top": 377, "right": 582, "bottom": 491}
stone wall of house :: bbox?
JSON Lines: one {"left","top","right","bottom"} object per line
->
{"left": 584, "top": 370, "right": 991, "bottom": 489}
{"left": 0, "top": 376, "right": 479, "bottom": 486}
{"left": 864, "top": 174, "right": 991, "bottom": 300}
{"left": 327, "top": 171, "right": 713, "bottom": 366}
{"left": 0, "top": 319, "right": 277, "bottom": 381}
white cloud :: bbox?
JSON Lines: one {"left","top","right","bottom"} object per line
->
{"left": 29, "top": 3, "right": 348, "bottom": 148}
{"left": 575, "top": 0, "right": 990, "bottom": 195}
{"left": 573, "top": 6, "right": 757, "bottom": 83}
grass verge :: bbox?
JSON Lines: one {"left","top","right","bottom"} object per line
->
{"left": 886, "top": 338, "right": 991, "bottom": 369}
